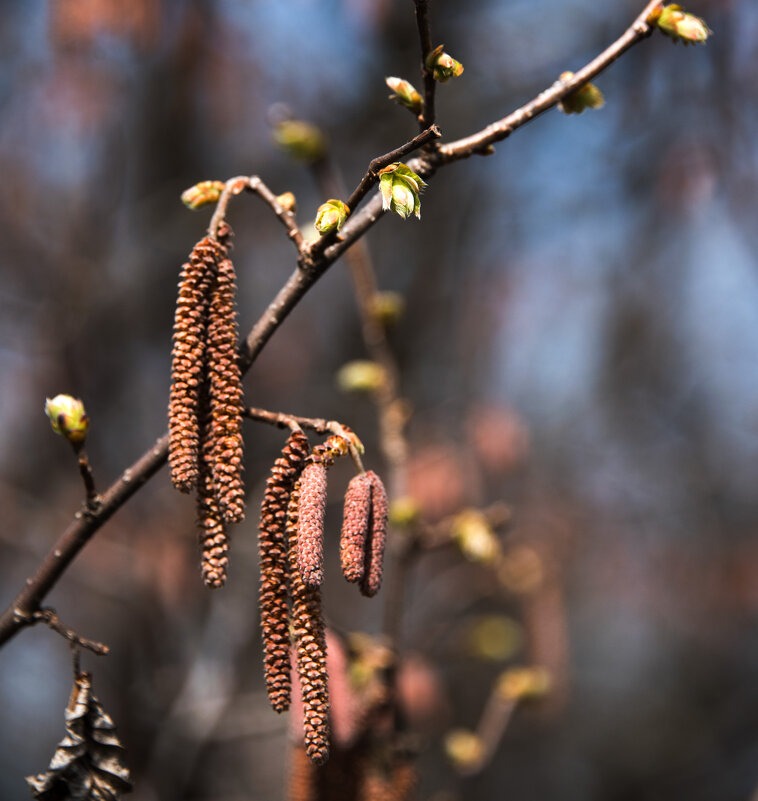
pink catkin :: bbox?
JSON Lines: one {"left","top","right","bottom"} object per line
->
{"left": 359, "top": 472, "right": 389, "bottom": 598}
{"left": 296, "top": 462, "right": 328, "bottom": 587}
{"left": 340, "top": 473, "right": 373, "bottom": 584}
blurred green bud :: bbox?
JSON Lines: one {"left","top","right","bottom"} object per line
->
{"left": 451, "top": 508, "right": 500, "bottom": 565}
{"left": 45, "top": 394, "right": 89, "bottom": 446}
{"left": 652, "top": 4, "right": 711, "bottom": 44}
{"left": 385, "top": 76, "right": 424, "bottom": 113}
{"left": 273, "top": 119, "right": 327, "bottom": 162}
{"left": 378, "top": 163, "right": 427, "bottom": 220}
{"left": 496, "top": 666, "right": 551, "bottom": 702}
{"left": 557, "top": 72, "right": 605, "bottom": 114}
{"left": 444, "top": 729, "right": 483, "bottom": 771}
{"left": 276, "top": 191, "right": 297, "bottom": 212}
{"left": 466, "top": 615, "right": 522, "bottom": 662}
{"left": 181, "top": 180, "right": 226, "bottom": 210}
{"left": 425, "top": 44, "right": 464, "bottom": 83}
{"left": 388, "top": 495, "right": 421, "bottom": 528}
{"left": 370, "top": 291, "right": 405, "bottom": 326}
{"left": 337, "top": 360, "right": 387, "bottom": 393}
{"left": 314, "top": 199, "right": 349, "bottom": 234}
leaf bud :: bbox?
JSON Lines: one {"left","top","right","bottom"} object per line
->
{"left": 557, "top": 72, "right": 605, "bottom": 114}
{"left": 385, "top": 76, "right": 424, "bottom": 113}
{"left": 451, "top": 508, "right": 499, "bottom": 565}
{"left": 388, "top": 495, "right": 421, "bottom": 528}
{"left": 181, "top": 180, "right": 226, "bottom": 210}
{"left": 370, "top": 291, "right": 405, "bottom": 325}
{"left": 336, "top": 360, "right": 387, "bottom": 393}
{"left": 496, "top": 666, "right": 551, "bottom": 702}
{"left": 45, "top": 394, "right": 89, "bottom": 446}
{"left": 275, "top": 191, "right": 297, "bottom": 212}
{"left": 425, "top": 44, "right": 464, "bottom": 83}
{"left": 314, "top": 199, "right": 349, "bottom": 234}
{"left": 444, "top": 729, "right": 483, "bottom": 771}
{"left": 378, "top": 163, "right": 427, "bottom": 220}
{"left": 652, "top": 4, "right": 711, "bottom": 45}
{"left": 273, "top": 119, "right": 327, "bottom": 162}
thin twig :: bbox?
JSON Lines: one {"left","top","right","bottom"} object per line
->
{"left": 0, "top": 1, "right": 666, "bottom": 649}
{"left": 436, "top": 0, "right": 662, "bottom": 161}
{"left": 31, "top": 608, "right": 109, "bottom": 656}
{"left": 74, "top": 444, "right": 100, "bottom": 511}
{"left": 413, "top": 0, "right": 436, "bottom": 131}
{"left": 344, "top": 125, "right": 441, "bottom": 213}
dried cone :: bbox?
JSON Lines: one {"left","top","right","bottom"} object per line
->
{"left": 360, "top": 472, "right": 389, "bottom": 598}
{"left": 197, "top": 411, "right": 229, "bottom": 588}
{"left": 207, "top": 254, "right": 245, "bottom": 523}
{"left": 297, "top": 462, "right": 329, "bottom": 587}
{"left": 340, "top": 472, "right": 373, "bottom": 583}
{"left": 259, "top": 429, "right": 310, "bottom": 712}
{"left": 168, "top": 230, "right": 228, "bottom": 491}
{"left": 287, "top": 485, "right": 330, "bottom": 765}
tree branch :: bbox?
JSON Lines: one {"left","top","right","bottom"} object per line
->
{"left": 413, "top": 0, "right": 437, "bottom": 131}
{"left": 0, "top": 0, "right": 666, "bottom": 649}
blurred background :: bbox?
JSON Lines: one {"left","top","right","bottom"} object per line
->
{"left": 1, "top": 0, "right": 757, "bottom": 799}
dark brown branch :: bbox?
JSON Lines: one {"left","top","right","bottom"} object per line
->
{"left": 0, "top": 1, "right": 665, "bottom": 649}
{"left": 413, "top": 0, "right": 436, "bottom": 130}
{"left": 31, "top": 608, "right": 109, "bottom": 657}
{"left": 437, "top": 0, "right": 662, "bottom": 161}
{"left": 74, "top": 444, "right": 100, "bottom": 511}
{"left": 345, "top": 125, "right": 440, "bottom": 214}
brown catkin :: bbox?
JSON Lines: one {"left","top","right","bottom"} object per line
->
{"left": 168, "top": 234, "right": 225, "bottom": 492}
{"left": 197, "top": 407, "right": 229, "bottom": 588}
{"left": 287, "top": 484, "right": 330, "bottom": 765}
{"left": 297, "top": 462, "right": 329, "bottom": 587}
{"left": 206, "top": 255, "right": 245, "bottom": 523}
{"left": 259, "top": 429, "right": 310, "bottom": 712}
{"left": 340, "top": 473, "right": 372, "bottom": 583}
{"left": 359, "top": 472, "right": 389, "bottom": 598}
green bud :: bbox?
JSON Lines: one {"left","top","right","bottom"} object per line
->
{"left": 451, "top": 509, "right": 499, "bottom": 565}
{"left": 444, "top": 729, "right": 484, "bottom": 771}
{"left": 181, "top": 180, "right": 226, "bottom": 210}
{"left": 370, "top": 291, "right": 405, "bottom": 326}
{"left": 425, "top": 44, "right": 464, "bottom": 83}
{"left": 378, "top": 163, "right": 427, "bottom": 220}
{"left": 653, "top": 4, "right": 711, "bottom": 45}
{"left": 336, "top": 360, "right": 386, "bottom": 393}
{"left": 385, "top": 76, "right": 424, "bottom": 113}
{"left": 557, "top": 72, "right": 605, "bottom": 114}
{"left": 273, "top": 119, "right": 327, "bottom": 162}
{"left": 45, "top": 394, "right": 89, "bottom": 446}
{"left": 497, "top": 666, "right": 551, "bottom": 702}
{"left": 388, "top": 495, "right": 421, "bottom": 528}
{"left": 314, "top": 198, "right": 349, "bottom": 234}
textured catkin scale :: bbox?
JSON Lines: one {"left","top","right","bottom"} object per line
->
{"left": 259, "top": 430, "right": 309, "bottom": 712}
{"left": 359, "top": 472, "right": 389, "bottom": 598}
{"left": 287, "top": 486, "right": 330, "bottom": 765}
{"left": 340, "top": 472, "right": 373, "bottom": 583}
{"left": 168, "top": 236, "right": 224, "bottom": 492}
{"left": 197, "top": 414, "right": 229, "bottom": 588}
{"left": 207, "top": 255, "right": 245, "bottom": 523}
{"left": 296, "top": 462, "right": 329, "bottom": 587}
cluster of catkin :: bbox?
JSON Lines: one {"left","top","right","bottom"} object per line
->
{"left": 258, "top": 430, "right": 389, "bottom": 765}
{"left": 169, "top": 223, "right": 245, "bottom": 588}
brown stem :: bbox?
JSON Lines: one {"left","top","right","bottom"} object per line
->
{"left": 73, "top": 444, "right": 99, "bottom": 511}
{"left": 413, "top": 0, "right": 436, "bottom": 131}
{"left": 31, "top": 608, "right": 109, "bottom": 657}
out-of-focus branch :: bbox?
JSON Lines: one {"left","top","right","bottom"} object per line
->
{"left": 30, "top": 608, "right": 109, "bottom": 657}
{"left": 0, "top": 0, "right": 669, "bottom": 649}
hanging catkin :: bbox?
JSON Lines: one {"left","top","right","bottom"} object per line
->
{"left": 259, "top": 429, "right": 309, "bottom": 712}
{"left": 359, "top": 472, "right": 389, "bottom": 598}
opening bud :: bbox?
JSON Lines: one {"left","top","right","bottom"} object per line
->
{"left": 557, "top": 72, "right": 605, "bottom": 114}
{"left": 45, "top": 394, "right": 89, "bottom": 446}
{"left": 275, "top": 191, "right": 297, "bottom": 212}
{"left": 273, "top": 119, "right": 327, "bottom": 163}
{"left": 378, "top": 163, "right": 427, "bottom": 220}
{"left": 425, "top": 44, "right": 464, "bottom": 83}
{"left": 314, "top": 199, "right": 349, "bottom": 234}
{"left": 181, "top": 180, "right": 226, "bottom": 210}
{"left": 385, "top": 76, "right": 424, "bottom": 114}
{"left": 652, "top": 4, "right": 711, "bottom": 45}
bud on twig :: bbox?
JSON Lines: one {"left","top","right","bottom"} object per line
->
{"left": 314, "top": 199, "right": 349, "bottom": 234}
{"left": 45, "top": 395, "right": 89, "bottom": 446}
{"left": 650, "top": 4, "right": 711, "bottom": 45}
{"left": 378, "top": 163, "right": 427, "bottom": 220}
{"left": 385, "top": 76, "right": 424, "bottom": 114}
{"left": 274, "top": 119, "right": 327, "bottom": 163}
{"left": 336, "top": 360, "right": 387, "bottom": 393}
{"left": 181, "top": 180, "right": 226, "bottom": 210}
{"left": 425, "top": 44, "right": 464, "bottom": 83}
{"left": 275, "top": 191, "right": 297, "bottom": 212}
{"left": 557, "top": 72, "right": 605, "bottom": 115}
